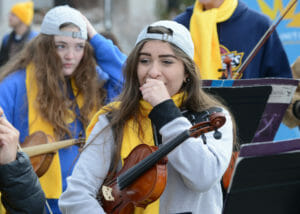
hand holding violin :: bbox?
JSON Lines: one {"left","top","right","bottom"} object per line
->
{"left": 0, "top": 107, "right": 20, "bottom": 165}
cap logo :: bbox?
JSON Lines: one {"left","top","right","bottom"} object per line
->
{"left": 56, "top": 31, "right": 85, "bottom": 40}
{"left": 161, "top": 33, "right": 171, "bottom": 41}
{"left": 71, "top": 31, "right": 82, "bottom": 39}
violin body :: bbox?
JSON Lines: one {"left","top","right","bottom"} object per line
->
{"left": 21, "top": 131, "right": 84, "bottom": 177}
{"left": 22, "top": 131, "right": 54, "bottom": 177}
{"left": 100, "top": 144, "right": 167, "bottom": 214}
{"left": 100, "top": 112, "right": 226, "bottom": 213}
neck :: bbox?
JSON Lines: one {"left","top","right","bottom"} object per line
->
{"left": 202, "top": 0, "right": 225, "bottom": 10}
{"left": 14, "top": 23, "right": 29, "bottom": 36}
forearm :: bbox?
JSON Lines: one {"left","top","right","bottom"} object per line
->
{"left": 90, "top": 34, "right": 126, "bottom": 80}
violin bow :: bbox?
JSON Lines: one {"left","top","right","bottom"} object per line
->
{"left": 232, "top": 0, "right": 298, "bottom": 79}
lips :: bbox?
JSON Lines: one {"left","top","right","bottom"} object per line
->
{"left": 63, "top": 63, "right": 73, "bottom": 68}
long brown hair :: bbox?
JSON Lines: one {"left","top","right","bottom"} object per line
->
{"left": 106, "top": 35, "right": 237, "bottom": 174}
{"left": 0, "top": 34, "right": 106, "bottom": 139}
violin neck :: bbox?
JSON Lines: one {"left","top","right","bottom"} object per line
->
{"left": 118, "top": 130, "right": 190, "bottom": 190}
{"left": 21, "top": 139, "right": 83, "bottom": 157}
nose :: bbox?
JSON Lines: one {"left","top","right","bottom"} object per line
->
{"left": 65, "top": 48, "right": 75, "bottom": 60}
{"left": 148, "top": 62, "right": 161, "bottom": 79}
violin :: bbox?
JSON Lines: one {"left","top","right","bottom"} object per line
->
{"left": 219, "top": 56, "right": 232, "bottom": 79}
{"left": 99, "top": 112, "right": 226, "bottom": 214}
{"left": 21, "top": 131, "right": 85, "bottom": 177}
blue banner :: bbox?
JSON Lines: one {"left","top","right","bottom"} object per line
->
{"left": 243, "top": 0, "right": 300, "bottom": 65}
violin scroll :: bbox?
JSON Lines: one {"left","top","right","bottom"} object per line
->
{"left": 190, "top": 112, "right": 226, "bottom": 138}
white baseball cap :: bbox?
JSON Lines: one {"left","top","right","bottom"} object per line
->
{"left": 40, "top": 5, "right": 87, "bottom": 40}
{"left": 135, "top": 20, "right": 194, "bottom": 59}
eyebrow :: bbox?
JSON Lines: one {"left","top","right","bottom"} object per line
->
{"left": 139, "top": 52, "right": 178, "bottom": 59}
{"left": 54, "top": 41, "right": 85, "bottom": 45}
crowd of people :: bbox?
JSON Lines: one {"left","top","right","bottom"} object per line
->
{"left": 0, "top": 0, "right": 298, "bottom": 214}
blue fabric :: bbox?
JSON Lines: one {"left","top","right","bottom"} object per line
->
{"left": 174, "top": 1, "right": 292, "bottom": 79}
{"left": 0, "top": 33, "right": 126, "bottom": 214}
{"left": 274, "top": 123, "right": 300, "bottom": 142}
{"left": 91, "top": 34, "right": 126, "bottom": 102}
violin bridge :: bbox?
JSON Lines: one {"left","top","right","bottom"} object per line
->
{"left": 102, "top": 185, "right": 115, "bottom": 201}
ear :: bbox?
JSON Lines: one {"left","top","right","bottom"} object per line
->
{"left": 184, "top": 73, "right": 190, "bottom": 83}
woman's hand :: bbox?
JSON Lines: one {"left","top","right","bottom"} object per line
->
{"left": 140, "top": 79, "right": 171, "bottom": 107}
{"left": 0, "top": 108, "right": 20, "bottom": 165}
{"left": 81, "top": 13, "right": 97, "bottom": 39}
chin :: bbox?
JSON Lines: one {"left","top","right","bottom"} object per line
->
{"left": 63, "top": 69, "right": 75, "bottom": 76}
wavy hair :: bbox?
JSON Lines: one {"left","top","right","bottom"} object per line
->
{"left": 0, "top": 34, "right": 106, "bottom": 139}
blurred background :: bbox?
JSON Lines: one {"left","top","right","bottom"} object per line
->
{"left": 0, "top": 0, "right": 298, "bottom": 62}
{"left": 0, "top": 0, "right": 194, "bottom": 55}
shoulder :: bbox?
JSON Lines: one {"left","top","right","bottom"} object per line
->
{"left": 0, "top": 70, "right": 27, "bottom": 104}
{"left": 28, "top": 30, "right": 39, "bottom": 39}
{"left": 0, "top": 69, "right": 27, "bottom": 108}
{"left": 173, "top": 5, "right": 194, "bottom": 29}
{"left": 232, "top": 1, "right": 271, "bottom": 28}
{"left": 1, "top": 33, "right": 12, "bottom": 45}
{"left": 86, "top": 102, "right": 119, "bottom": 139}
{"left": 1, "top": 69, "right": 26, "bottom": 86}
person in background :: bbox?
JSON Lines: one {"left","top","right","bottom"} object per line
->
{"left": 59, "top": 20, "right": 235, "bottom": 214}
{"left": 174, "top": 0, "right": 292, "bottom": 80}
{"left": 174, "top": 0, "right": 296, "bottom": 189}
{"left": 0, "top": 5, "right": 125, "bottom": 214}
{"left": 0, "top": 107, "right": 46, "bottom": 214}
{"left": 0, "top": 1, "right": 38, "bottom": 67}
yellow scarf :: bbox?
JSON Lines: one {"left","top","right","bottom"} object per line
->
{"left": 86, "top": 93, "right": 185, "bottom": 214}
{"left": 190, "top": 0, "right": 238, "bottom": 79}
{"left": 26, "top": 64, "right": 89, "bottom": 199}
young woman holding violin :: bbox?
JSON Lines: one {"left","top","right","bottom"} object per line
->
{"left": 0, "top": 107, "right": 46, "bottom": 214}
{"left": 0, "top": 5, "right": 125, "bottom": 214}
{"left": 59, "top": 20, "right": 236, "bottom": 214}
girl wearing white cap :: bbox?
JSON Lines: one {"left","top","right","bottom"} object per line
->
{"left": 59, "top": 20, "right": 235, "bottom": 214}
{"left": 0, "top": 5, "right": 125, "bottom": 214}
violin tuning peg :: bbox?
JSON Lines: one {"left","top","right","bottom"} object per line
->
{"left": 213, "top": 130, "right": 222, "bottom": 140}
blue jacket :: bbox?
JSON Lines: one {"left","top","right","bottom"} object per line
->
{"left": 174, "top": 1, "right": 292, "bottom": 79}
{"left": 0, "top": 33, "right": 126, "bottom": 214}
